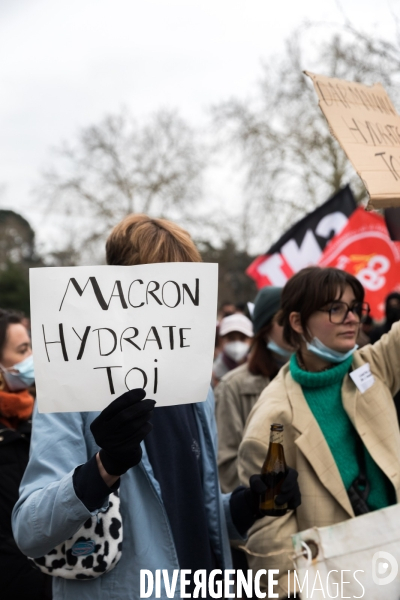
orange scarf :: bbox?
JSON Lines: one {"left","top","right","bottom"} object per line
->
{"left": 0, "top": 389, "right": 34, "bottom": 429}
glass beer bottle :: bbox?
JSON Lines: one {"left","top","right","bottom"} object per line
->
{"left": 259, "top": 423, "right": 288, "bottom": 516}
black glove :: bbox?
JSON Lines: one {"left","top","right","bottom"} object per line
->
{"left": 230, "top": 468, "right": 300, "bottom": 535}
{"left": 249, "top": 467, "right": 301, "bottom": 515}
{"left": 275, "top": 467, "right": 301, "bottom": 509}
{"left": 90, "top": 388, "right": 155, "bottom": 476}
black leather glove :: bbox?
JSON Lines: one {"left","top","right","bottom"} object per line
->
{"left": 248, "top": 467, "right": 301, "bottom": 516}
{"left": 90, "top": 388, "right": 155, "bottom": 476}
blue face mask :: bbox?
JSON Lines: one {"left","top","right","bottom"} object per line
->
{"left": 267, "top": 339, "right": 293, "bottom": 360}
{"left": 1, "top": 354, "right": 35, "bottom": 392}
{"left": 306, "top": 336, "right": 358, "bottom": 364}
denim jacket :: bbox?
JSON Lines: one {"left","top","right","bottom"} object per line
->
{"left": 12, "top": 388, "right": 244, "bottom": 599}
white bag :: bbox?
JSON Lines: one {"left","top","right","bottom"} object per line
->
{"left": 291, "top": 503, "right": 400, "bottom": 599}
{"left": 30, "top": 491, "right": 122, "bottom": 579}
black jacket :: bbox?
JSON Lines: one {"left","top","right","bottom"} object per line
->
{"left": 0, "top": 418, "right": 52, "bottom": 600}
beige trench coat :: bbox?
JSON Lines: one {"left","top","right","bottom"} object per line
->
{"left": 238, "top": 321, "right": 400, "bottom": 598}
{"left": 215, "top": 363, "right": 270, "bottom": 493}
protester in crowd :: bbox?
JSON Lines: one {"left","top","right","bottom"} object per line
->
{"left": 215, "top": 286, "right": 293, "bottom": 577}
{"left": 238, "top": 266, "right": 400, "bottom": 598}
{"left": 369, "top": 291, "right": 400, "bottom": 343}
{"left": 215, "top": 303, "right": 249, "bottom": 361}
{"left": 215, "top": 303, "right": 238, "bottom": 359}
{"left": 216, "top": 286, "right": 292, "bottom": 494}
{"left": 212, "top": 313, "right": 253, "bottom": 387}
{"left": 13, "top": 215, "right": 301, "bottom": 600}
{"left": 0, "top": 309, "right": 51, "bottom": 600}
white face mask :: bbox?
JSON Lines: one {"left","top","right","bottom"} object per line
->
{"left": 224, "top": 341, "right": 250, "bottom": 363}
{"left": 267, "top": 339, "right": 293, "bottom": 360}
{"left": 305, "top": 336, "right": 358, "bottom": 363}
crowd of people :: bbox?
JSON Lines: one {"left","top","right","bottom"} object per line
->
{"left": 1, "top": 214, "right": 400, "bottom": 599}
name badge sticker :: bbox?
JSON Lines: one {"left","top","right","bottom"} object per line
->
{"left": 349, "top": 363, "right": 375, "bottom": 393}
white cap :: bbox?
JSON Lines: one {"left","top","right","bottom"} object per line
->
{"left": 219, "top": 313, "right": 254, "bottom": 338}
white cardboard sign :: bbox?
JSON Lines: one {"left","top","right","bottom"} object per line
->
{"left": 30, "top": 263, "right": 218, "bottom": 413}
{"left": 305, "top": 71, "right": 400, "bottom": 209}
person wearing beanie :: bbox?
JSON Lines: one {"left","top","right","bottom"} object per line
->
{"left": 214, "top": 286, "right": 294, "bottom": 577}
{"left": 212, "top": 313, "right": 254, "bottom": 387}
{"left": 216, "top": 287, "right": 292, "bottom": 493}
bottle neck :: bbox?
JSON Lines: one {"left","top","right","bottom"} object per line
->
{"left": 269, "top": 429, "right": 284, "bottom": 444}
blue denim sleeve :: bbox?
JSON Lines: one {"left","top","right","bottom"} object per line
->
{"left": 12, "top": 404, "right": 109, "bottom": 558}
{"left": 203, "top": 386, "right": 247, "bottom": 542}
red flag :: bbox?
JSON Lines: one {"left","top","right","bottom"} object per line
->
{"left": 246, "top": 186, "right": 356, "bottom": 288}
{"left": 319, "top": 208, "right": 400, "bottom": 319}
{"left": 246, "top": 253, "right": 295, "bottom": 288}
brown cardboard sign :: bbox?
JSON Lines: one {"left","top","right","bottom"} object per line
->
{"left": 305, "top": 71, "right": 400, "bottom": 209}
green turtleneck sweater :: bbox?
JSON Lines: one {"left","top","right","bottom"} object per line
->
{"left": 290, "top": 354, "right": 395, "bottom": 511}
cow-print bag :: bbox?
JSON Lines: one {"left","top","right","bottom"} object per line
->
{"left": 29, "top": 491, "right": 123, "bottom": 580}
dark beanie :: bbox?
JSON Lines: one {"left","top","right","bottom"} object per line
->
{"left": 252, "top": 286, "right": 282, "bottom": 334}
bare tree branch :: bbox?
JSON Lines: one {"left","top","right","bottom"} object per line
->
{"left": 35, "top": 109, "right": 207, "bottom": 264}
{"left": 212, "top": 24, "right": 400, "bottom": 251}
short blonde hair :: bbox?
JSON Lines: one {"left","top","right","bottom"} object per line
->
{"left": 106, "top": 214, "right": 202, "bottom": 266}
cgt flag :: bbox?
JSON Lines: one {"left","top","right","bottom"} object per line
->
{"left": 319, "top": 207, "right": 400, "bottom": 320}
{"left": 247, "top": 185, "right": 357, "bottom": 288}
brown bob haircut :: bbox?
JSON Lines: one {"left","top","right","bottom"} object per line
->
{"left": 106, "top": 214, "right": 202, "bottom": 266}
{"left": 278, "top": 266, "right": 365, "bottom": 347}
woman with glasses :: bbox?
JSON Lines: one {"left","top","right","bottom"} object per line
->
{"left": 238, "top": 266, "right": 400, "bottom": 598}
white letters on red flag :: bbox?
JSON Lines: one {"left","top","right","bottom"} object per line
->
{"left": 246, "top": 186, "right": 356, "bottom": 288}
{"left": 318, "top": 208, "right": 400, "bottom": 319}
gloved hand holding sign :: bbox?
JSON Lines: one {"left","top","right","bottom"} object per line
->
{"left": 90, "top": 388, "right": 155, "bottom": 476}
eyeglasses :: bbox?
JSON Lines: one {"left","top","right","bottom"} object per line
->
{"left": 318, "top": 301, "right": 370, "bottom": 325}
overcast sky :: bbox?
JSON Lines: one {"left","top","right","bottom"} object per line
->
{"left": 0, "top": 0, "right": 397, "bottom": 252}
